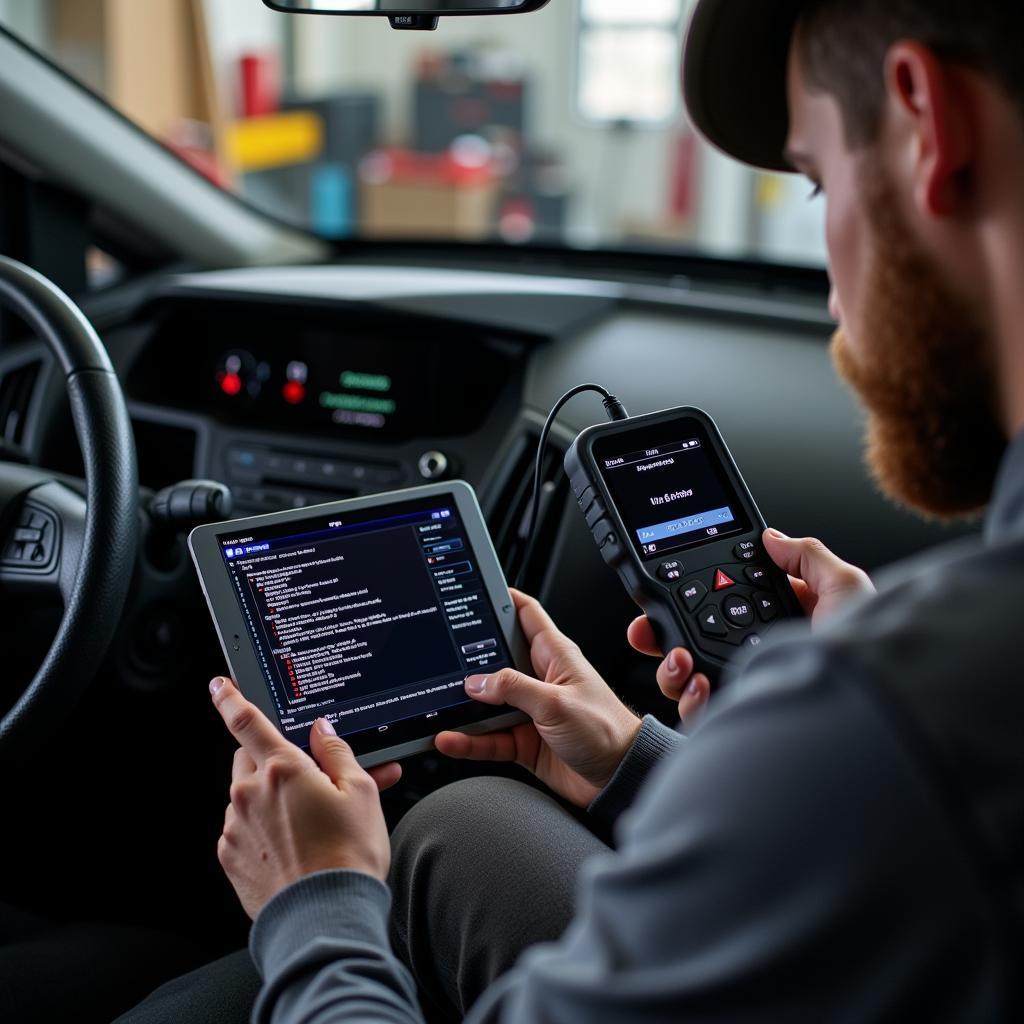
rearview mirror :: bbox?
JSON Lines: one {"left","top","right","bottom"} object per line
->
{"left": 261, "top": 0, "right": 551, "bottom": 32}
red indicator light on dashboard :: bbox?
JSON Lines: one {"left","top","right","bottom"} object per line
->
{"left": 219, "top": 371, "right": 242, "bottom": 396}
{"left": 282, "top": 379, "right": 306, "bottom": 405}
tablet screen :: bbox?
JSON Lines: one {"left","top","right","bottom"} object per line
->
{"left": 215, "top": 492, "right": 514, "bottom": 756}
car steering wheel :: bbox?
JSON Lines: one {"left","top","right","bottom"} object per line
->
{"left": 0, "top": 256, "right": 137, "bottom": 756}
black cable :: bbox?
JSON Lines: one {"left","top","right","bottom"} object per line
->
{"left": 514, "top": 384, "right": 628, "bottom": 591}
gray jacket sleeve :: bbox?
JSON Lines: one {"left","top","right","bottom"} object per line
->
{"left": 587, "top": 714, "right": 682, "bottom": 828}
{"left": 250, "top": 870, "right": 422, "bottom": 1024}
{"left": 250, "top": 637, "right": 998, "bottom": 1024}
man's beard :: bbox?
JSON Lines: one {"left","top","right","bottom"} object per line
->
{"left": 831, "top": 171, "right": 1006, "bottom": 520}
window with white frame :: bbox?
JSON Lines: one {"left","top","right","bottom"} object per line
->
{"left": 576, "top": 0, "right": 686, "bottom": 124}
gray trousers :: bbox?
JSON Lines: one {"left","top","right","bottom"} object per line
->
{"left": 117, "top": 777, "right": 609, "bottom": 1023}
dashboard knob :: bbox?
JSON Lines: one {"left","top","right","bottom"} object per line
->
{"left": 418, "top": 450, "right": 449, "bottom": 480}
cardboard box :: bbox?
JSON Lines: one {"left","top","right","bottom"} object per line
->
{"left": 359, "top": 150, "right": 498, "bottom": 239}
{"left": 49, "top": 0, "right": 226, "bottom": 168}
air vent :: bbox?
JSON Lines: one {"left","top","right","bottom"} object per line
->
{"left": 0, "top": 359, "right": 41, "bottom": 447}
{"left": 488, "top": 430, "right": 569, "bottom": 592}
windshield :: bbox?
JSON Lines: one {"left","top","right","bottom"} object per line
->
{"left": 0, "top": 0, "right": 826, "bottom": 267}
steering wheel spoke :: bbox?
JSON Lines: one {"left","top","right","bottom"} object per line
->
{"left": 0, "top": 484, "right": 85, "bottom": 605}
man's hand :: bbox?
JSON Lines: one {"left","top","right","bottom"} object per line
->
{"left": 210, "top": 676, "right": 401, "bottom": 920}
{"left": 760, "top": 528, "right": 875, "bottom": 620}
{"left": 620, "top": 625, "right": 713, "bottom": 727}
{"left": 435, "top": 589, "right": 646, "bottom": 808}
{"left": 628, "top": 529, "right": 875, "bottom": 721}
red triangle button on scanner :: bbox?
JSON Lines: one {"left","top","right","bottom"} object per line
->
{"left": 713, "top": 569, "right": 736, "bottom": 591}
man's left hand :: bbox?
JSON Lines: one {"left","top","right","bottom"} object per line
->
{"left": 210, "top": 676, "right": 400, "bottom": 920}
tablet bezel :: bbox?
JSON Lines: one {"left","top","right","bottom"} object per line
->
{"left": 188, "top": 480, "right": 529, "bottom": 767}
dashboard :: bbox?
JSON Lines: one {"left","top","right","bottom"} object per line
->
{"left": 123, "top": 291, "right": 524, "bottom": 516}
{"left": 128, "top": 302, "right": 510, "bottom": 443}
{"left": 5, "top": 263, "right": 974, "bottom": 707}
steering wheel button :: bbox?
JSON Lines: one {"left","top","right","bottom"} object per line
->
{"left": 754, "top": 592, "right": 779, "bottom": 622}
{"left": 678, "top": 579, "right": 708, "bottom": 611}
{"left": 723, "top": 594, "right": 755, "bottom": 627}
{"left": 697, "top": 604, "right": 728, "bottom": 637}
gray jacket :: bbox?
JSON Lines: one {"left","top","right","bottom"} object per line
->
{"left": 248, "top": 435, "right": 1024, "bottom": 1022}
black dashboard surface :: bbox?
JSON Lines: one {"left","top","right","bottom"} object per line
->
{"left": 119, "top": 264, "right": 965, "bottom": 562}
{"left": 93, "top": 264, "right": 972, "bottom": 700}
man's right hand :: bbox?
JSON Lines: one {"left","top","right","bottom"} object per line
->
{"left": 436, "top": 589, "right": 669, "bottom": 809}
{"left": 756, "top": 528, "right": 875, "bottom": 620}
{"left": 628, "top": 529, "right": 875, "bottom": 720}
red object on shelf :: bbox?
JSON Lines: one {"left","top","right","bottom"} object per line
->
{"left": 671, "top": 132, "right": 698, "bottom": 221}
{"left": 240, "top": 52, "right": 280, "bottom": 118}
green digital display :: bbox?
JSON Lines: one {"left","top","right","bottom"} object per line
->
{"left": 318, "top": 391, "right": 397, "bottom": 415}
{"left": 340, "top": 370, "right": 392, "bottom": 392}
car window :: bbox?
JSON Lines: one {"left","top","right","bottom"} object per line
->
{"left": 0, "top": 0, "right": 826, "bottom": 267}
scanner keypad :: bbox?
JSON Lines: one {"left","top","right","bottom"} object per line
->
{"left": 674, "top": 555, "right": 784, "bottom": 648}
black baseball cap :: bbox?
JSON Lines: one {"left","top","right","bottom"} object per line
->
{"left": 682, "top": 0, "right": 805, "bottom": 172}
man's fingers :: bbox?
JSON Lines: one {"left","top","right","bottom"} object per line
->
{"left": 367, "top": 762, "right": 403, "bottom": 791}
{"left": 509, "top": 588, "right": 561, "bottom": 645}
{"left": 222, "top": 802, "right": 237, "bottom": 843}
{"left": 232, "top": 746, "right": 257, "bottom": 780}
{"left": 787, "top": 575, "right": 816, "bottom": 616}
{"left": 763, "top": 529, "right": 871, "bottom": 598}
{"left": 308, "top": 719, "right": 364, "bottom": 789}
{"left": 463, "top": 668, "right": 561, "bottom": 725}
{"left": 435, "top": 729, "right": 519, "bottom": 762}
{"left": 210, "top": 677, "right": 288, "bottom": 766}
{"left": 677, "top": 673, "right": 711, "bottom": 729}
{"left": 653, "top": 649, "right": 709, "bottom": 727}
{"left": 309, "top": 718, "right": 394, "bottom": 790}
{"left": 510, "top": 588, "right": 581, "bottom": 678}
{"left": 626, "top": 615, "right": 662, "bottom": 658}
{"left": 654, "top": 648, "right": 696, "bottom": 701}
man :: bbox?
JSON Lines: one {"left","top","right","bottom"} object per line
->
{"left": 123, "top": 0, "right": 1024, "bottom": 1019}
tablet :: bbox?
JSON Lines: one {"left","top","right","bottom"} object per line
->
{"left": 189, "top": 481, "right": 529, "bottom": 767}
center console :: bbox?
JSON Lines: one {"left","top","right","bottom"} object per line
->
{"left": 125, "top": 297, "right": 528, "bottom": 514}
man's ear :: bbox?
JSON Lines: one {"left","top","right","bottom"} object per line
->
{"left": 883, "top": 40, "right": 975, "bottom": 219}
